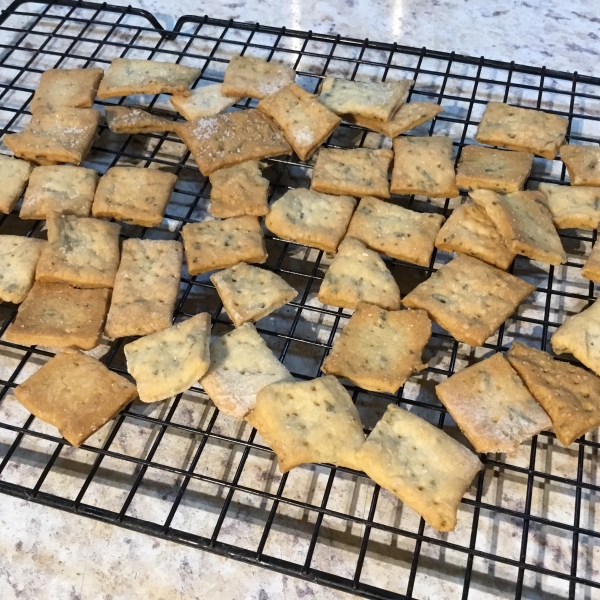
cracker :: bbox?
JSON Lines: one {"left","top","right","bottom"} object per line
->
{"left": 247, "top": 376, "right": 365, "bottom": 472}
{"left": 4, "top": 107, "right": 100, "bottom": 165}
{"left": 436, "top": 353, "right": 551, "bottom": 454}
{"left": 455, "top": 146, "right": 533, "bottom": 193}
{"left": 402, "top": 254, "right": 535, "bottom": 346}
{"left": 345, "top": 196, "right": 445, "bottom": 266}
{"left": 14, "top": 347, "right": 137, "bottom": 447}
{"left": 105, "top": 106, "right": 177, "bottom": 134}
{"left": 470, "top": 189, "right": 566, "bottom": 265}
{"left": 434, "top": 201, "right": 516, "bottom": 270}
{"left": 582, "top": 241, "right": 600, "bottom": 283}
{"left": 560, "top": 144, "right": 600, "bottom": 187}
{"left": 92, "top": 166, "right": 177, "bottom": 227}
{"left": 390, "top": 136, "right": 459, "bottom": 198}
{"left": 210, "top": 263, "right": 297, "bottom": 327}
{"left": 208, "top": 161, "right": 269, "bottom": 218}
{"left": 200, "top": 322, "right": 294, "bottom": 420}
{"left": 177, "top": 109, "right": 292, "bottom": 176}
{"left": 265, "top": 188, "right": 356, "bottom": 253}
{"left": 0, "top": 155, "right": 32, "bottom": 214}
{"left": 506, "top": 341, "right": 600, "bottom": 447}
{"left": 4, "top": 282, "right": 109, "bottom": 350}
{"left": 318, "top": 77, "right": 412, "bottom": 122}
{"left": 97, "top": 58, "right": 200, "bottom": 99}
{"left": 20, "top": 165, "right": 98, "bottom": 220}
{"left": 30, "top": 68, "right": 104, "bottom": 112}
{"left": 35, "top": 213, "right": 121, "bottom": 289}
{"left": 170, "top": 83, "right": 240, "bottom": 120}
{"left": 355, "top": 404, "right": 482, "bottom": 532}
{"left": 322, "top": 302, "right": 431, "bottom": 393}
{"left": 0, "top": 236, "right": 46, "bottom": 303}
{"left": 537, "top": 182, "right": 600, "bottom": 229}
{"left": 317, "top": 237, "right": 401, "bottom": 310}
{"left": 257, "top": 83, "right": 341, "bottom": 161}
{"left": 221, "top": 55, "right": 295, "bottom": 100}
{"left": 475, "top": 102, "right": 568, "bottom": 160}
{"left": 310, "top": 148, "right": 393, "bottom": 199}
{"left": 124, "top": 313, "right": 211, "bottom": 403}
{"left": 181, "top": 216, "right": 267, "bottom": 276}
{"left": 104, "top": 239, "right": 182, "bottom": 339}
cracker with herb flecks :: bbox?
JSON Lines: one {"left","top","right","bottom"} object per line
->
{"left": 170, "top": 83, "right": 240, "bottom": 120}
{"left": 105, "top": 106, "right": 177, "bottom": 134}
{"left": 0, "top": 155, "right": 32, "bottom": 214}
{"left": 582, "top": 241, "right": 600, "bottom": 283}
{"left": 30, "top": 68, "right": 104, "bottom": 112}
{"left": 537, "top": 182, "right": 600, "bottom": 229}
{"left": 0, "top": 235, "right": 46, "bottom": 303}
{"left": 560, "top": 144, "right": 600, "bottom": 187}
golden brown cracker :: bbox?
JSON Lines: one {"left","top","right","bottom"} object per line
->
{"left": 30, "top": 68, "right": 103, "bottom": 112}
{"left": 0, "top": 154, "right": 32, "bottom": 214}
{"left": 170, "top": 83, "right": 240, "bottom": 120}
{"left": 0, "top": 235, "right": 46, "bottom": 303}
{"left": 560, "top": 144, "right": 600, "bottom": 187}
{"left": 537, "top": 182, "right": 600, "bottom": 229}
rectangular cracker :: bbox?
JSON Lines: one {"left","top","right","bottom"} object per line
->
{"left": 390, "top": 136, "right": 459, "bottom": 198}
{"left": 265, "top": 188, "right": 356, "bottom": 253}
{"left": 14, "top": 347, "right": 137, "bottom": 447}
{"left": 345, "top": 196, "right": 445, "bottom": 266}
{"left": 35, "top": 213, "right": 121, "bottom": 289}
{"left": 0, "top": 236, "right": 46, "bottom": 303}
{"left": 471, "top": 189, "right": 566, "bottom": 265}
{"left": 30, "top": 68, "right": 104, "bottom": 112}
{"left": 177, "top": 109, "right": 292, "bottom": 175}
{"left": 105, "top": 106, "right": 177, "bottom": 134}
{"left": 475, "top": 102, "right": 568, "bottom": 160}
{"left": 104, "top": 239, "right": 183, "bottom": 339}
{"left": 402, "top": 254, "right": 536, "bottom": 346}
{"left": 4, "top": 107, "right": 100, "bottom": 165}
{"left": 170, "top": 83, "right": 240, "bottom": 121}
{"left": 200, "top": 322, "right": 294, "bottom": 420}
{"left": 434, "top": 201, "right": 516, "bottom": 270}
{"left": 124, "top": 313, "right": 211, "bottom": 403}
{"left": 582, "top": 241, "right": 600, "bottom": 283}
{"left": 355, "top": 404, "right": 482, "bottom": 532}
{"left": 507, "top": 341, "right": 600, "bottom": 447}
{"left": 0, "top": 155, "right": 32, "bottom": 214}
{"left": 456, "top": 146, "right": 533, "bottom": 193}
{"left": 560, "top": 144, "right": 600, "bottom": 186}
{"left": 4, "top": 282, "right": 110, "bottom": 350}
{"left": 257, "top": 83, "right": 341, "bottom": 161}
{"left": 92, "top": 166, "right": 177, "bottom": 227}
{"left": 322, "top": 302, "right": 431, "bottom": 393}
{"left": 97, "top": 58, "right": 200, "bottom": 99}
{"left": 537, "top": 182, "right": 600, "bottom": 229}
{"left": 310, "top": 148, "right": 393, "bottom": 199}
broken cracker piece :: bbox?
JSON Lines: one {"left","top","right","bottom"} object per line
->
{"left": 0, "top": 235, "right": 46, "bottom": 303}
{"left": 105, "top": 106, "right": 177, "bottom": 134}
{"left": 537, "top": 182, "right": 600, "bottom": 230}
{"left": 582, "top": 241, "right": 600, "bottom": 284}
{"left": 170, "top": 83, "right": 240, "bottom": 120}
{"left": 0, "top": 154, "right": 32, "bottom": 214}
{"left": 560, "top": 144, "right": 600, "bottom": 187}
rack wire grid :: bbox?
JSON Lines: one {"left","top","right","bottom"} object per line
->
{"left": 0, "top": 1, "right": 599, "bottom": 599}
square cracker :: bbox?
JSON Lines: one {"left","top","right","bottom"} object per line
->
{"left": 211, "top": 263, "right": 297, "bottom": 328}
{"left": 317, "top": 237, "right": 401, "bottom": 310}
{"left": 35, "top": 213, "right": 121, "bottom": 289}
{"left": 30, "top": 68, "right": 104, "bottom": 112}
{"left": 402, "top": 254, "right": 535, "bottom": 346}
{"left": 0, "top": 235, "right": 46, "bottom": 303}
{"left": 20, "top": 165, "right": 98, "bottom": 220}
{"left": 92, "top": 166, "right": 177, "bottom": 227}
{"left": 14, "top": 347, "right": 137, "bottom": 447}
{"left": 200, "top": 322, "right": 294, "bottom": 420}
{"left": 177, "top": 109, "right": 292, "bottom": 176}
{"left": 221, "top": 55, "right": 295, "bottom": 100}
{"left": 582, "top": 241, "right": 600, "bottom": 283}
{"left": 318, "top": 77, "right": 412, "bottom": 122}
{"left": 455, "top": 146, "right": 533, "bottom": 193}
{"left": 104, "top": 239, "right": 182, "bottom": 339}
{"left": 4, "top": 107, "right": 100, "bottom": 165}
{"left": 560, "top": 144, "right": 600, "bottom": 187}
{"left": 475, "top": 101, "right": 568, "bottom": 160}
{"left": 355, "top": 404, "right": 482, "bottom": 532}
{"left": 124, "top": 313, "right": 211, "bottom": 403}
{"left": 537, "top": 182, "right": 600, "bottom": 229}
{"left": 208, "top": 161, "right": 269, "bottom": 218}
{"left": 390, "top": 136, "right": 459, "bottom": 198}
{"left": 435, "top": 352, "right": 551, "bottom": 454}
{"left": 434, "top": 201, "right": 516, "bottom": 270}
{"left": 470, "top": 189, "right": 566, "bottom": 265}
{"left": 105, "top": 106, "right": 177, "bottom": 134}
{"left": 182, "top": 216, "right": 267, "bottom": 276}
{"left": 322, "top": 302, "right": 431, "bottom": 394}
{"left": 507, "top": 341, "right": 600, "bottom": 447}
{"left": 345, "top": 196, "right": 445, "bottom": 267}
{"left": 247, "top": 376, "right": 365, "bottom": 472}
{"left": 265, "top": 188, "right": 356, "bottom": 253}
{"left": 310, "top": 148, "right": 393, "bottom": 199}
{"left": 97, "top": 58, "right": 200, "bottom": 99}
{"left": 4, "top": 282, "right": 109, "bottom": 350}
{"left": 0, "top": 155, "right": 32, "bottom": 214}
{"left": 170, "top": 83, "right": 240, "bottom": 121}
{"left": 257, "top": 83, "right": 341, "bottom": 161}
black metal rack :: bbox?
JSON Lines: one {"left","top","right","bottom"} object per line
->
{"left": 0, "top": 2, "right": 599, "bottom": 599}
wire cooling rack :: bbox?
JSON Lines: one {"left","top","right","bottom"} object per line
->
{"left": 1, "top": 1, "right": 600, "bottom": 599}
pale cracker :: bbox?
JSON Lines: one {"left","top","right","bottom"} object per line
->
{"left": 355, "top": 404, "right": 482, "bottom": 532}
{"left": 537, "top": 182, "right": 600, "bottom": 229}
{"left": 582, "top": 241, "right": 600, "bottom": 284}
{"left": 170, "top": 83, "right": 240, "bottom": 120}
{"left": 0, "top": 235, "right": 46, "bottom": 303}
{"left": 105, "top": 106, "right": 177, "bottom": 134}
{"left": 560, "top": 144, "right": 600, "bottom": 187}
{"left": 401, "top": 254, "right": 535, "bottom": 346}
{"left": 30, "top": 68, "right": 104, "bottom": 112}
{"left": 0, "top": 155, "right": 32, "bottom": 214}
